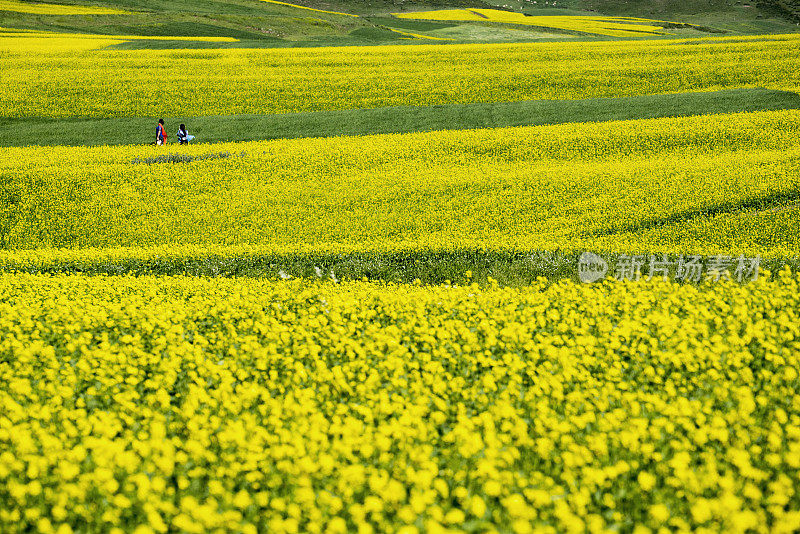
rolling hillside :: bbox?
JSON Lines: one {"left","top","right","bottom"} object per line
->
{"left": 0, "top": 0, "right": 797, "bottom": 47}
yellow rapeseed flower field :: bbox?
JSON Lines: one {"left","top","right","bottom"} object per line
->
{"left": 394, "top": 10, "right": 671, "bottom": 37}
{"left": 0, "top": 26, "right": 239, "bottom": 53}
{"left": 0, "top": 0, "right": 128, "bottom": 15}
{"left": 1, "top": 33, "right": 799, "bottom": 117}
{"left": 0, "top": 110, "right": 797, "bottom": 258}
{"left": 1, "top": 25, "right": 799, "bottom": 533}
{"left": 0, "top": 271, "right": 798, "bottom": 533}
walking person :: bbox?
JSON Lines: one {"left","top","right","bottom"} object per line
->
{"left": 156, "top": 118, "right": 167, "bottom": 145}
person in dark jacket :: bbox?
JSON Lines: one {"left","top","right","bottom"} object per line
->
{"left": 177, "top": 123, "right": 193, "bottom": 145}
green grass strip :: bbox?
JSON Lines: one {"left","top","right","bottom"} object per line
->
{"left": 1, "top": 88, "right": 798, "bottom": 147}
{"left": 3, "top": 249, "right": 799, "bottom": 287}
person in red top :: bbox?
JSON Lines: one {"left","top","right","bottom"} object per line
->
{"left": 156, "top": 118, "right": 167, "bottom": 145}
